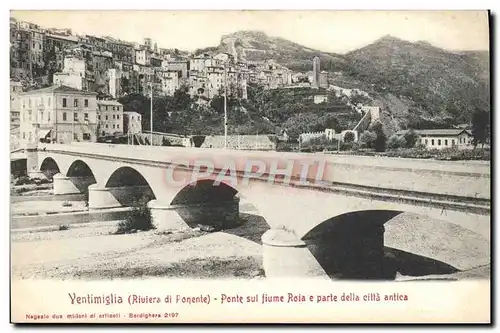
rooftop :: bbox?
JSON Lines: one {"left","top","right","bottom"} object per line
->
{"left": 20, "top": 85, "right": 97, "bottom": 95}
{"left": 46, "top": 33, "right": 79, "bottom": 43}
{"left": 395, "top": 129, "right": 472, "bottom": 136}
{"left": 97, "top": 100, "right": 123, "bottom": 106}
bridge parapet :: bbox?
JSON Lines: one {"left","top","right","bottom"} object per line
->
{"left": 36, "top": 143, "right": 490, "bottom": 201}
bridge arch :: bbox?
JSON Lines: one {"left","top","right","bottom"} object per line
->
{"left": 168, "top": 178, "right": 242, "bottom": 229}
{"left": 67, "top": 160, "right": 96, "bottom": 179}
{"left": 170, "top": 178, "right": 239, "bottom": 205}
{"left": 300, "top": 209, "right": 487, "bottom": 280}
{"left": 104, "top": 166, "right": 156, "bottom": 206}
{"left": 39, "top": 157, "right": 60, "bottom": 179}
{"left": 64, "top": 159, "right": 97, "bottom": 194}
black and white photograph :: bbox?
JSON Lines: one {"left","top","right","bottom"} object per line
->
{"left": 9, "top": 9, "right": 491, "bottom": 323}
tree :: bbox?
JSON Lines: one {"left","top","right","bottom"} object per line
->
{"left": 403, "top": 129, "right": 419, "bottom": 148}
{"left": 359, "top": 130, "right": 377, "bottom": 149}
{"left": 370, "top": 121, "right": 387, "bottom": 152}
{"left": 343, "top": 131, "right": 355, "bottom": 143}
{"left": 471, "top": 108, "right": 490, "bottom": 148}
{"left": 169, "top": 85, "right": 191, "bottom": 111}
{"left": 387, "top": 134, "right": 407, "bottom": 149}
{"left": 210, "top": 95, "right": 225, "bottom": 114}
{"left": 120, "top": 77, "right": 130, "bottom": 95}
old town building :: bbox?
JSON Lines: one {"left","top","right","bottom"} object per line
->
{"left": 97, "top": 100, "right": 124, "bottom": 137}
{"left": 19, "top": 85, "right": 98, "bottom": 144}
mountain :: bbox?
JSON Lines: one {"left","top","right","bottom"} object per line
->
{"left": 215, "top": 31, "right": 348, "bottom": 71}
{"left": 341, "top": 35, "right": 490, "bottom": 130}
{"left": 203, "top": 32, "right": 489, "bottom": 133}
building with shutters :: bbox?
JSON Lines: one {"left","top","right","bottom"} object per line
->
{"left": 97, "top": 100, "right": 124, "bottom": 137}
{"left": 18, "top": 85, "right": 98, "bottom": 145}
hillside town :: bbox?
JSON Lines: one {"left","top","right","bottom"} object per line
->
{"left": 10, "top": 16, "right": 482, "bottom": 154}
{"left": 10, "top": 16, "right": 333, "bottom": 101}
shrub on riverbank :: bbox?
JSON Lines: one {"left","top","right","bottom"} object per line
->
{"left": 434, "top": 148, "right": 490, "bottom": 161}
{"left": 14, "top": 176, "right": 31, "bottom": 186}
{"left": 384, "top": 147, "right": 490, "bottom": 161}
{"left": 115, "top": 196, "right": 155, "bottom": 234}
{"left": 323, "top": 147, "right": 490, "bottom": 161}
{"left": 13, "top": 176, "right": 51, "bottom": 186}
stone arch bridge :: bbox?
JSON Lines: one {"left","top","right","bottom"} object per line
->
{"left": 24, "top": 143, "right": 490, "bottom": 279}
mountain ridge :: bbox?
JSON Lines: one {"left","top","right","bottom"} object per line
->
{"left": 209, "top": 30, "right": 489, "bottom": 133}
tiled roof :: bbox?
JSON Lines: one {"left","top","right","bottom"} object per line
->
{"left": 20, "top": 85, "right": 97, "bottom": 95}
{"left": 395, "top": 129, "right": 472, "bottom": 136}
{"left": 97, "top": 100, "right": 123, "bottom": 106}
{"left": 46, "top": 34, "right": 78, "bottom": 42}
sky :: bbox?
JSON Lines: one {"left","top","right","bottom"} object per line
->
{"left": 10, "top": 10, "right": 490, "bottom": 54}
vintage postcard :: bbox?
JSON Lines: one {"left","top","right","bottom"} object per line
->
{"left": 9, "top": 10, "right": 491, "bottom": 324}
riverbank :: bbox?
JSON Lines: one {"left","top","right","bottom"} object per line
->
{"left": 11, "top": 211, "right": 490, "bottom": 281}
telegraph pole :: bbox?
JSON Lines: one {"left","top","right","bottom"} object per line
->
{"left": 150, "top": 78, "right": 153, "bottom": 147}
{"left": 224, "top": 64, "right": 228, "bottom": 149}
{"left": 72, "top": 110, "right": 75, "bottom": 143}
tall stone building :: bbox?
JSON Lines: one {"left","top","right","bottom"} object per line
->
{"left": 312, "top": 56, "right": 320, "bottom": 88}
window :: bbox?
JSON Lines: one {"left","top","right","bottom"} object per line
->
{"left": 84, "top": 113, "right": 88, "bottom": 120}
{"left": 132, "top": 116, "right": 134, "bottom": 120}
{"left": 48, "top": 97, "right": 51, "bottom": 107}
{"left": 74, "top": 113, "right": 78, "bottom": 121}
{"left": 113, "top": 106, "right": 116, "bottom": 111}
{"left": 431, "top": 139, "right": 434, "bottom": 146}
{"left": 98, "top": 115, "right": 101, "bottom": 120}
{"left": 438, "top": 139, "right": 441, "bottom": 146}
{"left": 63, "top": 98, "right": 67, "bottom": 107}
{"left": 105, "top": 124, "right": 109, "bottom": 128}
{"left": 63, "top": 112, "right": 67, "bottom": 121}
{"left": 117, "top": 115, "right": 120, "bottom": 120}
{"left": 117, "top": 124, "right": 120, "bottom": 129}
{"left": 106, "top": 115, "right": 108, "bottom": 120}
{"left": 425, "top": 139, "right": 428, "bottom": 145}
{"left": 106, "top": 106, "right": 108, "bottom": 111}
{"left": 83, "top": 133, "right": 91, "bottom": 141}
{"left": 445, "top": 139, "right": 448, "bottom": 146}
{"left": 98, "top": 105, "right": 101, "bottom": 111}
{"left": 102, "top": 131, "right": 105, "bottom": 136}
{"left": 23, "top": 132, "right": 25, "bottom": 139}
{"left": 452, "top": 139, "right": 455, "bottom": 145}
{"left": 113, "top": 124, "right": 116, "bottom": 129}
{"left": 40, "top": 111, "right": 44, "bottom": 121}
{"left": 48, "top": 112, "right": 51, "bottom": 121}
{"left": 74, "top": 133, "right": 78, "bottom": 140}
{"left": 113, "top": 115, "right": 116, "bottom": 120}
{"left": 74, "top": 99, "right": 78, "bottom": 107}
{"left": 138, "top": 116, "right": 141, "bottom": 121}
{"left": 28, "top": 111, "right": 32, "bottom": 121}
{"left": 84, "top": 99, "right": 88, "bottom": 107}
